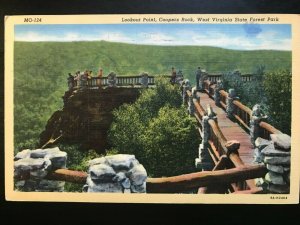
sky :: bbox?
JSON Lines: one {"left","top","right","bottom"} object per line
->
{"left": 14, "top": 24, "right": 291, "bottom": 51}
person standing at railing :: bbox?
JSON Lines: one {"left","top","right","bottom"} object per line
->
{"left": 97, "top": 68, "right": 103, "bottom": 86}
{"left": 88, "top": 70, "right": 93, "bottom": 78}
{"left": 176, "top": 70, "right": 184, "bottom": 84}
{"left": 170, "top": 67, "right": 176, "bottom": 84}
{"left": 67, "top": 73, "right": 75, "bottom": 90}
{"left": 80, "top": 70, "right": 88, "bottom": 88}
{"left": 87, "top": 70, "right": 95, "bottom": 86}
{"left": 74, "top": 71, "right": 80, "bottom": 87}
{"left": 195, "top": 66, "right": 202, "bottom": 90}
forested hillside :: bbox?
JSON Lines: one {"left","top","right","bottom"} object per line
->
{"left": 14, "top": 41, "right": 291, "bottom": 151}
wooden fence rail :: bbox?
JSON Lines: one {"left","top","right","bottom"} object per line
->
{"left": 202, "top": 80, "right": 283, "bottom": 140}
{"left": 43, "top": 165, "right": 267, "bottom": 194}
{"left": 219, "top": 90, "right": 228, "bottom": 109}
{"left": 72, "top": 73, "right": 253, "bottom": 89}
{"left": 147, "top": 164, "right": 266, "bottom": 193}
{"left": 187, "top": 86, "right": 273, "bottom": 191}
{"left": 203, "top": 73, "right": 253, "bottom": 83}
{"left": 259, "top": 121, "right": 282, "bottom": 140}
{"left": 233, "top": 100, "right": 252, "bottom": 131}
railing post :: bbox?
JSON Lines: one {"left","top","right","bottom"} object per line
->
{"left": 226, "top": 88, "right": 238, "bottom": 119}
{"left": 107, "top": 72, "right": 117, "bottom": 87}
{"left": 182, "top": 79, "right": 191, "bottom": 104}
{"left": 214, "top": 80, "right": 223, "bottom": 106}
{"left": 188, "top": 87, "right": 199, "bottom": 115}
{"left": 195, "top": 68, "right": 202, "bottom": 90}
{"left": 195, "top": 115, "right": 211, "bottom": 171}
{"left": 192, "top": 87, "right": 200, "bottom": 102}
{"left": 140, "top": 72, "right": 149, "bottom": 88}
{"left": 188, "top": 95, "right": 195, "bottom": 115}
{"left": 195, "top": 105, "right": 216, "bottom": 171}
{"left": 250, "top": 104, "right": 267, "bottom": 146}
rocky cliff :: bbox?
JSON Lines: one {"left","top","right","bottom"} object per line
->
{"left": 39, "top": 87, "right": 141, "bottom": 153}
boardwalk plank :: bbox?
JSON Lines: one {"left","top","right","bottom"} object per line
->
{"left": 198, "top": 92, "right": 255, "bottom": 165}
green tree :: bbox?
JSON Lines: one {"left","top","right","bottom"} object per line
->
{"left": 222, "top": 68, "right": 291, "bottom": 135}
{"left": 222, "top": 68, "right": 266, "bottom": 108}
{"left": 263, "top": 70, "right": 292, "bottom": 134}
{"left": 142, "top": 106, "right": 199, "bottom": 177}
{"left": 108, "top": 78, "right": 199, "bottom": 177}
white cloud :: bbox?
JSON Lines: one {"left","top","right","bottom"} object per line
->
{"left": 175, "top": 31, "right": 255, "bottom": 49}
{"left": 254, "top": 31, "right": 291, "bottom": 50}
{"left": 15, "top": 31, "right": 137, "bottom": 43}
{"left": 15, "top": 31, "right": 96, "bottom": 42}
{"left": 138, "top": 32, "right": 174, "bottom": 45}
{"left": 98, "top": 32, "right": 134, "bottom": 43}
{"left": 184, "top": 30, "right": 291, "bottom": 50}
{"left": 15, "top": 32, "right": 56, "bottom": 42}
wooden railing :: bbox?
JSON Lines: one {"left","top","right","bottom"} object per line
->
{"left": 72, "top": 72, "right": 253, "bottom": 89}
{"left": 203, "top": 80, "right": 215, "bottom": 97}
{"left": 233, "top": 100, "right": 252, "bottom": 131}
{"left": 219, "top": 90, "right": 228, "bottom": 109}
{"left": 187, "top": 91, "right": 260, "bottom": 191}
{"left": 73, "top": 75, "right": 156, "bottom": 88}
{"left": 187, "top": 90, "right": 206, "bottom": 131}
{"left": 259, "top": 121, "right": 282, "bottom": 140}
{"left": 204, "top": 73, "right": 253, "bottom": 83}
{"left": 39, "top": 164, "right": 266, "bottom": 194}
{"left": 208, "top": 119, "right": 228, "bottom": 161}
{"left": 241, "top": 74, "right": 253, "bottom": 82}
{"left": 204, "top": 82, "right": 283, "bottom": 140}
{"left": 205, "top": 73, "right": 222, "bottom": 82}
{"left": 14, "top": 157, "right": 267, "bottom": 194}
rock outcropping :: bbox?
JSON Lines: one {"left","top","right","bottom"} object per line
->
{"left": 40, "top": 87, "right": 140, "bottom": 152}
{"left": 83, "top": 154, "right": 147, "bottom": 193}
{"left": 254, "top": 134, "right": 291, "bottom": 194}
{"left": 14, "top": 147, "right": 67, "bottom": 192}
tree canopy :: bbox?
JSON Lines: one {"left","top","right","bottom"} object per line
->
{"left": 108, "top": 78, "right": 199, "bottom": 177}
{"left": 222, "top": 68, "right": 291, "bottom": 135}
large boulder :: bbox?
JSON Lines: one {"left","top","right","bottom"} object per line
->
{"left": 89, "top": 164, "right": 116, "bottom": 182}
{"left": 105, "top": 154, "right": 136, "bottom": 170}
{"left": 14, "top": 147, "right": 67, "bottom": 192}
{"left": 14, "top": 149, "right": 31, "bottom": 161}
{"left": 261, "top": 144, "right": 290, "bottom": 157}
{"left": 85, "top": 154, "right": 147, "bottom": 193}
{"left": 265, "top": 172, "right": 286, "bottom": 185}
{"left": 128, "top": 164, "right": 147, "bottom": 186}
{"left": 270, "top": 134, "right": 291, "bottom": 151}
{"left": 14, "top": 157, "right": 49, "bottom": 170}
{"left": 264, "top": 156, "right": 290, "bottom": 165}
{"left": 86, "top": 176, "right": 123, "bottom": 193}
{"left": 255, "top": 137, "right": 272, "bottom": 151}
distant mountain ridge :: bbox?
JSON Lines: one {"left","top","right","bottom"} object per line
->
{"left": 14, "top": 40, "right": 291, "bottom": 77}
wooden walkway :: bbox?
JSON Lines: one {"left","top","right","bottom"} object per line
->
{"left": 198, "top": 92, "right": 254, "bottom": 165}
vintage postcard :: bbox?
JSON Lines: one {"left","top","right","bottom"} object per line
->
{"left": 4, "top": 14, "right": 300, "bottom": 203}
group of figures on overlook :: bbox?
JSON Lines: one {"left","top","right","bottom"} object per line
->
{"left": 66, "top": 66, "right": 208, "bottom": 93}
